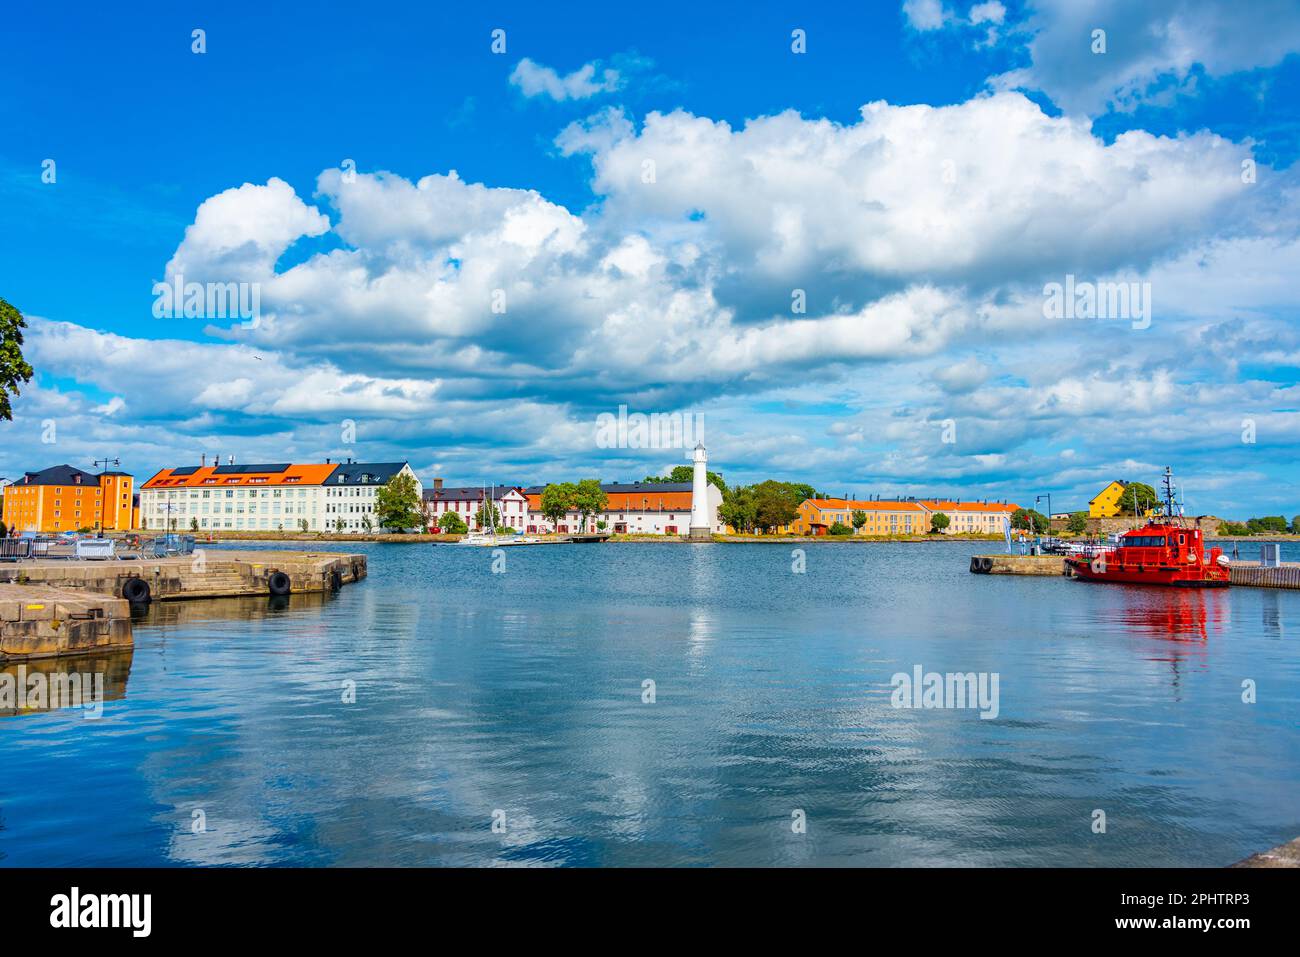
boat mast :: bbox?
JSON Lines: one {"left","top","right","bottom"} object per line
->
{"left": 1160, "top": 466, "right": 1182, "bottom": 525}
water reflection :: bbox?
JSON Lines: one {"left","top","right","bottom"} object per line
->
{"left": 0, "top": 650, "right": 132, "bottom": 718}
{"left": 1, "top": 541, "right": 1296, "bottom": 867}
{"left": 1115, "top": 588, "right": 1228, "bottom": 644}
{"left": 1261, "top": 590, "right": 1284, "bottom": 639}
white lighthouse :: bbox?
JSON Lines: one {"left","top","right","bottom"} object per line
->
{"left": 688, "top": 441, "right": 712, "bottom": 541}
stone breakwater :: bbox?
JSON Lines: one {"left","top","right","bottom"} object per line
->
{"left": 0, "top": 552, "right": 367, "bottom": 660}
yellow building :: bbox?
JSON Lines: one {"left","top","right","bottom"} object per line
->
{"left": 793, "top": 498, "right": 930, "bottom": 536}
{"left": 1, "top": 465, "right": 135, "bottom": 534}
{"left": 1088, "top": 480, "right": 1127, "bottom": 517}
{"left": 920, "top": 500, "right": 1021, "bottom": 533}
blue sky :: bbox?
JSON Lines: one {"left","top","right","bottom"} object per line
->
{"left": 2, "top": 0, "right": 1299, "bottom": 515}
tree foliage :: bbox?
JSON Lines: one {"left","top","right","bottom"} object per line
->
{"left": 930, "top": 512, "right": 950, "bottom": 532}
{"left": 720, "top": 480, "right": 803, "bottom": 532}
{"left": 373, "top": 473, "right": 421, "bottom": 531}
{"left": 572, "top": 478, "right": 608, "bottom": 531}
{"left": 438, "top": 511, "right": 468, "bottom": 534}
{"left": 540, "top": 482, "right": 576, "bottom": 528}
{"left": 474, "top": 500, "right": 502, "bottom": 530}
{"left": 1011, "top": 507, "right": 1049, "bottom": 533}
{"left": 1067, "top": 511, "right": 1088, "bottom": 534}
{"left": 0, "top": 298, "right": 35, "bottom": 422}
{"left": 642, "top": 466, "right": 726, "bottom": 493}
{"left": 719, "top": 485, "right": 756, "bottom": 532}
{"left": 1117, "top": 482, "right": 1158, "bottom": 514}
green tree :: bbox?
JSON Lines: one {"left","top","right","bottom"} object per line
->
{"left": 190, "top": 517, "right": 199, "bottom": 532}
{"left": 1117, "top": 482, "right": 1158, "bottom": 514}
{"left": 572, "top": 478, "right": 608, "bottom": 532}
{"left": 930, "top": 512, "right": 950, "bottom": 533}
{"left": 374, "top": 473, "right": 421, "bottom": 531}
{"left": 0, "top": 298, "right": 35, "bottom": 421}
{"left": 473, "top": 500, "right": 502, "bottom": 530}
{"left": 852, "top": 510, "right": 867, "bottom": 532}
{"left": 361, "top": 513, "right": 374, "bottom": 533}
{"left": 786, "top": 483, "right": 818, "bottom": 504}
{"left": 438, "top": 512, "right": 467, "bottom": 534}
{"left": 1011, "top": 507, "right": 1049, "bottom": 534}
{"left": 540, "top": 482, "right": 576, "bottom": 529}
{"left": 334, "top": 516, "right": 346, "bottom": 532}
{"left": 719, "top": 484, "right": 757, "bottom": 532}
{"left": 828, "top": 521, "right": 853, "bottom": 536}
{"left": 1067, "top": 511, "right": 1088, "bottom": 534}
{"left": 1292, "top": 515, "right": 1300, "bottom": 535}
{"left": 643, "top": 467, "right": 726, "bottom": 493}
{"left": 752, "top": 480, "right": 799, "bottom": 532}
{"left": 298, "top": 518, "right": 309, "bottom": 532}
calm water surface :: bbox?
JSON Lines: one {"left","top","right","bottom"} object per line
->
{"left": 1, "top": 540, "right": 1296, "bottom": 867}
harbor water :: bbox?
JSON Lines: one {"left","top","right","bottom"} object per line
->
{"left": 1, "top": 540, "right": 1296, "bottom": 866}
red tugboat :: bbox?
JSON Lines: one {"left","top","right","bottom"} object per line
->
{"left": 1065, "top": 468, "right": 1230, "bottom": 587}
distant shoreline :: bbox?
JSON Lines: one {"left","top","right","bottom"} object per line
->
{"left": 153, "top": 530, "right": 1300, "bottom": 546}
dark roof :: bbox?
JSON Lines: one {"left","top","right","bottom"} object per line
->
{"left": 522, "top": 481, "right": 694, "bottom": 495}
{"left": 17, "top": 464, "right": 107, "bottom": 486}
{"left": 212, "top": 463, "right": 291, "bottom": 475}
{"left": 423, "top": 484, "right": 523, "bottom": 502}
{"left": 326, "top": 462, "right": 409, "bottom": 486}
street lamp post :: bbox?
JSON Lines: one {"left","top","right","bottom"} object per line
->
{"left": 1036, "top": 494, "right": 1052, "bottom": 536}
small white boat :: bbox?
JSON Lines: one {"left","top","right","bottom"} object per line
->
{"left": 455, "top": 530, "right": 499, "bottom": 547}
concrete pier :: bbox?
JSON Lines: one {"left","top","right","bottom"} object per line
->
{"left": 969, "top": 554, "right": 1065, "bottom": 576}
{"left": 0, "top": 584, "right": 133, "bottom": 660}
{"left": 0, "top": 550, "right": 366, "bottom": 604}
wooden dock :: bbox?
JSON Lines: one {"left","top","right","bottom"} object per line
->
{"left": 0, "top": 550, "right": 366, "bottom": 604}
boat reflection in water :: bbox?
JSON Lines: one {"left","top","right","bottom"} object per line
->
{"left": 0, "top": 650, "right": 133, "bottom": 719}
{"left": 1115, "top": 587, "right": 1229, "bottom": 645}
{"left": 1099, "top": 588, "right": 1232, "bottom": 698}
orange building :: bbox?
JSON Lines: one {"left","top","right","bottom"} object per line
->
{"left": 1, "top": 465, "right": 136, "bottom": 534}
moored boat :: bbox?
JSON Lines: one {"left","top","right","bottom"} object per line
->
{"left": 1064, "top": 467, "right": 1230, "bottom": 587}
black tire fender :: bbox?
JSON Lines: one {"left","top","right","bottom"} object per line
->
{"left": 268, "top": 571, "right": 292, "bottom": 597}
{"left": 121, "top": 576, "right": 151, "bottom": 605}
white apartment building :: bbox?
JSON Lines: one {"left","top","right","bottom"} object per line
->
{"left": 140, "top": 459, "right": 421, "bottom": 533}
{"left": 522, "top": 482, "right": 724, "bottom": 535}
{"left": 422, "top": 481, "right": 530, "bottom": 531}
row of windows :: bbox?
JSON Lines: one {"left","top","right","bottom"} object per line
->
{"left": 151, "top": 488, "right": 311, "bottom": 499}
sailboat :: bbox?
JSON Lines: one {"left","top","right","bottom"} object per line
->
{"left": 454, "top": 484, "right": 540, "bottom": 546}
{"left": 456, "top": 483, "right": 501, "bottom": 546}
